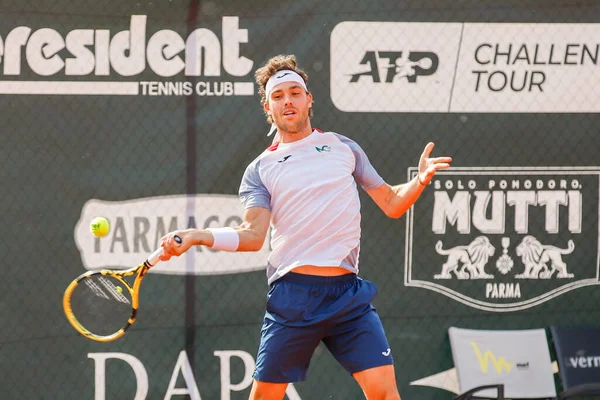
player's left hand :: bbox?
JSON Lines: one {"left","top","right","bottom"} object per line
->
{"left": 418, "top": 142, "right": 452, "bottom": 185}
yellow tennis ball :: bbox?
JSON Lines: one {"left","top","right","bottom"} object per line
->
{"left": 116, "top": 286, "right": 123, "bottom": 293}
{"left": 90, "top": 217, "right": 110, "bottom": 237}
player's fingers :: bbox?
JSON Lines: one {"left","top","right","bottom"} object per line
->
{"left": 432, "top": 156, "right": 452, "bottom": 163}
{"left": 421, "top": 142, "right": 435, "bottom": 159}
{"left": 161, "top": 235, "right": 175, "bottom": 251}
{"left": 433, "top": 163, "right": 452, "bottom": 170}
{"left": 159, "top": 254, "right": 171, "bottom": 261}
{"left": 160, "top": 233, "right": 176, "bottom": 246}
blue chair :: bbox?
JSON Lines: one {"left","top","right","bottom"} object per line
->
{"left": 550, "top": 326, "right": 600, "bottom": 399}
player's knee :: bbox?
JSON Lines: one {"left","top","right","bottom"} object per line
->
{"left": 248, "top": 380, "right": 287, "bottom": 400}
{"left": 365, "top": 388, "right": 401, "bottom": 400}
{"left": 386, "top": 392, "right": 401, "bottom": 400}
{"left": 361, "top": 378, "right": 401, "bottom": 400}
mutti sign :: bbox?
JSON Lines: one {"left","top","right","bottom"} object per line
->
{"left": 404, "top": 167, "right": 600, "bottom": 312}
{"left": 0, "top": 15, "right": 254, "bottom": 96}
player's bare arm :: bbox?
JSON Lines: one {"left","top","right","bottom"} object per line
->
{"left": 159, "top": 206, "right": 271, "bottom": 259}
{"left": 367, "top": 142, "right": 452, "bottom": 219}
{"left": 235, "top": 207, "right": 271, "bottom": 251}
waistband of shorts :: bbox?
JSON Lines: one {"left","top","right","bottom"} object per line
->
{"left": 278, "top": 271, "right": 358, "bottom": 285}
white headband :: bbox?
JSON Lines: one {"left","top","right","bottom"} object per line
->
{"left": 265, "top": 70, "right": 307, "bottom": 98}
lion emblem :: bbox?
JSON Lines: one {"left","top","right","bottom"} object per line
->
{"left": 515, "top": 236, "right": 575, "bottom": 279}
{"left": 434, "top": 236, "right": 496, "bottom": 280}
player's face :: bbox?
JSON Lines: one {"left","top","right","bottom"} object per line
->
{"left": 265, "top": 82, "right": 313, "bottom": 135}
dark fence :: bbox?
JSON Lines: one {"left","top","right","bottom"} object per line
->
{"left": 1, "top": 1, "right": 599, "bottom": 399}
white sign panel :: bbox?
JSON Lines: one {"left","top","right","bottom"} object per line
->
{"left": 452, "top": 23, "right": 600, "bottom": 112}
{"left": 74, "top": 195, "right": 269, "bottom": 275}
{"left": 331, "top": 22, "right": 600, "bottom": 112}
{"left": 330, "top": 22, "right": 462, "bottom": 112}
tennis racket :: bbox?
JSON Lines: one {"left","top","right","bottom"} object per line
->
{"left": 63, "top": 235, "right": 181, "bottom": 342}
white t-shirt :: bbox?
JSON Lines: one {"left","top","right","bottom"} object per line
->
{"left": 239, "top": 129, "right": 385, "bottom": 284}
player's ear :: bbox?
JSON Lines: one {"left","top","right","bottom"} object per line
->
{"left": 307, "top": 91, "right": 313, "bottom": 107}
{"left": 263, "top": 101, "right": 270, "bottom": 114}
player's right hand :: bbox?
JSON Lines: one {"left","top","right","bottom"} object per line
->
{"left": 159, "top": 230, "right": 192, "bottom": 261}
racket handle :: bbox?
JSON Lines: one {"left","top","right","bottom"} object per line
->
{"left": 147, "top": 235, "right": 182, "bottom": 267}
{"left": 147, "top": 248, "right": 164, "bottom": 267}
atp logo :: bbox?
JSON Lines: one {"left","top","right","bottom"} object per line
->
{"left": 470, "top": 341, "right": 513, "bottom": 374}
{"left": 350, "top": 51, "right": 439, "bottom": 83}
{"left": 330, "top": 21, "right": 462, "bottom": 112}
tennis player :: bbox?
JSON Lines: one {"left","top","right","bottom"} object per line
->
{"left": 160, "top": 54, "right": 452, "bottom": 400}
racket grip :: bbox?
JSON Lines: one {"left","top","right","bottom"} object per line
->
{"left": 147, "top": 235, "right": 182, "bottom": 267}
{"left": 147, "top": 248, "right": 164, "bottom": 267}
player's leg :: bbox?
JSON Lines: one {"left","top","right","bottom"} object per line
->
{"left": 353, "top": 365, "right": 401, "bottom": 400}
{"left": 248, "top": 380, "right": 288, "bottom": 400}
{"left": 252, "top": 319, "right": 319, "bottom": 383}
{"left": 324, "top": 310, "right": 400, "bottom": 399}
{"left": 251, "top": 275, "right": 324, "bottom": 398}
{"left": 322, "top": 277, "right": 400, "bottom": 399}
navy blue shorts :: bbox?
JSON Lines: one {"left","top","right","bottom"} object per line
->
{"left": 253, "top": 272, "right": 393, "bottom": 383}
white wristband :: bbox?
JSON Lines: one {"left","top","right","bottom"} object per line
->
{"left": 207, "top": 227, "right": 239, "bottom": 252}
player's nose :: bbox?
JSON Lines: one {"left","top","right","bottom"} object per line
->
{"left": 283, "top": 93, "right": 295, "bottom": 105}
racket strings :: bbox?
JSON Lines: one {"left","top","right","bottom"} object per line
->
{"left": 95, "top": 277, "right": 130, "bottom": 304}
{"left": 69, "top": 275, "right": 133, "bottom": 337}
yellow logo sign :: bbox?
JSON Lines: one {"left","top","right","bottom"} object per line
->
{"left": 470, "top": 341, "right": 513, "bottom": 374}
